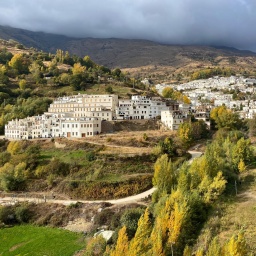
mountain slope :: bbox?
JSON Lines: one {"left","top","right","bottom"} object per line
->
{"left": 1, "top": 25, "right": 256, "bottom": 82}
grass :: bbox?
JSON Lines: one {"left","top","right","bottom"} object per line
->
{"left": 0, "top": 225, "right": 85, "bottom": 256}
{"left": 196, "top": 168, "right": 256, "bottom": 253}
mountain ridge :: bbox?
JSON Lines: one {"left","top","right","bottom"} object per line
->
{"left": 1, "top": 25, "right": 256, "bottom": 82}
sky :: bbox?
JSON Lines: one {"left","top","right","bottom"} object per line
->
{"left": 0, "top": 0, "right": 255, "bottom": 51}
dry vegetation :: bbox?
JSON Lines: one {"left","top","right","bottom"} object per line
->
{"left": 195, "top": 168, "right": 256, "bottom": 252}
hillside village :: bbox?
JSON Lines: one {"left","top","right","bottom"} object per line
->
{"left": 4, "top": 94, "right": 184, "bottom": 139}
{"left": 157, "top": 75, "right": 256, "bottom": 117}
{"left": 5, "top": 75, "right": 256, "bottom": 140}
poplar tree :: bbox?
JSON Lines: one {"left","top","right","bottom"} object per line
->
{"left": 128, "top": 208, "right": 152, "bottom": 256}
{"left": 110, "top": 226, "right": 129, "bottom": 256}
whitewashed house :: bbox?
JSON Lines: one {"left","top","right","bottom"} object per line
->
{"left": 161, "top": 110, "right": 188, "bottom": 130}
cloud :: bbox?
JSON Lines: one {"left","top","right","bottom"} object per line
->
{"left": 0, "top": 0, "right": 255, "bottom": 51}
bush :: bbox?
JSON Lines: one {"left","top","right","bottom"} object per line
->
{"left": 0, "top": 206, "right": 16, "bottom": 224}
{"left": 94, "top": 209, "right": 114, "bottom": 227}
{"left": 15, "top": 204, "right": 31, "bottom": 223}
{"left": 120, "top": 207, "right": 144, "bottom": 239}
{"left": 86, "top": 152, "right": 96, "bottom": 162}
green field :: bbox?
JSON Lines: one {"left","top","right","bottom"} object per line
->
{"left": 0, "top": 225, "right": 85, "bottom": 256}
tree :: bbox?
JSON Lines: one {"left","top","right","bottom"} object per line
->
{"left": 232, "top": 137, "right": 253, "bottom": 169}
{"left": 210, "top": 106, "right": 241, "bottom": 130}
{"left": 72, "top": 62, "right": 86, "bottom": 75}
{"left": 8, "top": 53, "right": 30, "bottom": 74}
{"left": 153, "top": 154, "right": 175, "bottom": 195}
{"left": 177, "top": 122, "right": 193, "bottom": 146}
{"left": 105, "top": 86, "right": 113, "bottom": 94}
{"left": 238, "top": 159, "right": 246, "bottom": 173}
{"left": 162, "top": 87, "right": 175, "bottom": 99}
{"left": 128, "top": 208, "right": 152, "bottom": 256}
{"left": 83, "top": 55, "right": 94, "bottom": 69}
{"left": 225, "top": 231, "right": 248, "bottom": 256}
{"left": 199, "top": 172, "right": 227, "bottom": 203}
{"left": 206, "top": 237, "right": 221, "bottom": 256}
{"left": 84, "top": 236, "right": 106, "bottom": 256}
{"left": 0, "top": 162, "right": 26, "bottom": 191}
{"left": 120, "top": 208, "right": 144, "bottom": 239}
{"left": 150, "top": 223, "right": 165, "bottom": 256}
{"left": 110, "top": 226, "right": 129, "bottom": 256}
{"left": 19, "top": 79, "right": 27, "bottom": 90}
{"left": 159, "top": 137, "right": 176, "bottom": 157}
{"left": 183, "top": 246, "right": 192, "bottom": 256}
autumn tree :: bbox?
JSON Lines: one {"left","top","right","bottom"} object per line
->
{"left": 72, "top": 62, "right": 86, "bottom": 76}
{"left": 128, "top": 208, "right": 152, "bottom": 256}
{"left": 84, "top": 235, "right": 106, "bottom": 256}
{"left": 8, "top": 53, "right": 30, "bottom": 74}
{"left": 177, "top": 122, "right": 193, "bottom": 146}
{"left": 210, "top": 106, "right": 241, "bottom": 130}
{"left": 19, "top": 79, "right": 27, "bottom": 90}
{"left": 110, "top": 226, "right": 129, "bottom": 256}
{"left": 224, "top": 231, "right": 248, "bottom": 256}
{"left": 206, "top": 237, "right": 221, "bottom": 256}
{"left": 153, "top": 154, "right": 175, "bottom": 196}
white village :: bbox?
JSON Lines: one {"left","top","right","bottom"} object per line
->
{"left": 5, "top": 75, "right": 256, "bottom": 140}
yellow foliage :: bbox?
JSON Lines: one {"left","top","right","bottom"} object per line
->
{"left": 225, "top": 232, "right": 248, "bottom": 256}
{"left": 167, "top": 201, "right": 188, "bottom": 245}
{"left": 110, "top": 226, "right": 129, "bottom": 256}
{"left": 238, "top": 159, "right": 246, "bottom": 173}
{"left": 183, "top": 245, "right": 192, "bottom": 256}
{"left": 72, "top": 62, "right": 86, "bottom": 75}
{"left": 128, "top": 208, "right": 152, "bottom": 256}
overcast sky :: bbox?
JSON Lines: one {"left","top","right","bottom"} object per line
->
{"left": 0, "top": 0, "right": 255, "bottom": 51}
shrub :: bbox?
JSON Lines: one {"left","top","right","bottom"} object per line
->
{"left": 94, "top": 209, "right": 114, "bottom": 227}
{"left": 15, "top": 204, "right": 31, "bottom": 223}
{"left": 86, "top": 152, "right": 96, "bottom": 162}
{"left": 0, "top": 206, "right": 16, "bottom": 224}
{"left": 120, "top": 208, "right": 144, "bottom": 239}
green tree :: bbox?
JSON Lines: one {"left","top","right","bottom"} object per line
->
{"left": 120, "top": 208, "right": 144, "bottom": 239}
{"left": 162, "top": 87, "right": 175, "bottom": 99}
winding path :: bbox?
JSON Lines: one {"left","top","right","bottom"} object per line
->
{"left": 0, "top": 151, "right": 202, "bottom": 206}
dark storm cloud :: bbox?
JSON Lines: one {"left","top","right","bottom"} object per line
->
{"left": 0, "top": 0, "right": 255, "bottom": 51}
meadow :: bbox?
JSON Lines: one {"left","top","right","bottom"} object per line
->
{"left": 0, "top": 225, "right": 85, "bottom": 256}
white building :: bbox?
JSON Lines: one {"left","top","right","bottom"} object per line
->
{"left": 48, "top": 94, "right": 118, "bottom": 121}
{"left": 116, "top": 95, "right": 177, "bottom": 120}
{"left": 61, "top": 117, "right": 101, "bottom": 138}
{"left": 161, "top": 110, "right": 188, "bottom": 130}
